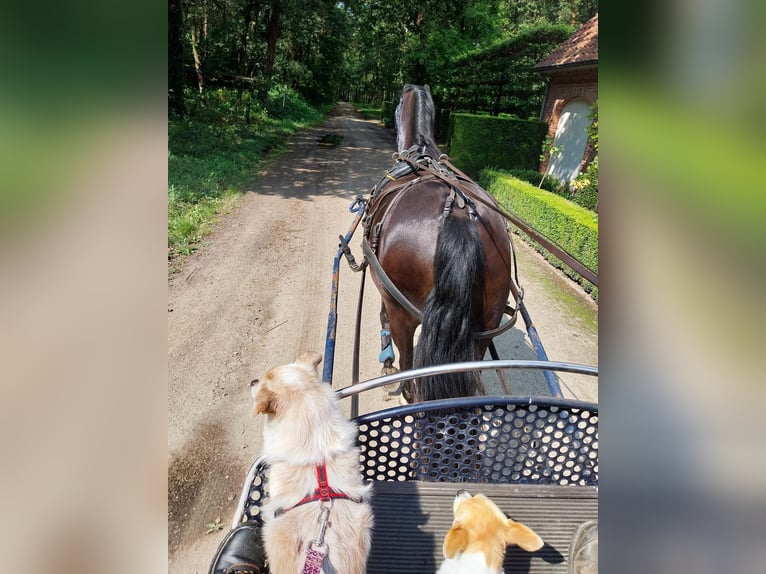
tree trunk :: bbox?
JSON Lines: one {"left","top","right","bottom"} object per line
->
{"left": 236, "top": 1, "right": 258, "bottom": 105}
{"left": 262, "top": 0, "right": 282, "bottom": 100}
{"left": 238, "top": 1, "right": 259, "bottom": 78}
{"left": 168, "top": 0, "right": 186, "bottom": 117}
{"left": 190, "top": 22, "right": 205, "bottom": 94}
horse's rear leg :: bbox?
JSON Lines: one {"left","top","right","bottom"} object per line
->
{"left": 387, "top": 307, "right": 417, "bottom": 403}
{"left": 378, "top": 303, "right": 397, "bottom": 376}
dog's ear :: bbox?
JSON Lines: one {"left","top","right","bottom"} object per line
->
{"left": 505, "top": 519, "right": 543, "bottom": 552}
{"left": 252, "top": 388, "right": 278, "bottom": 416}
{"left": 443, "top": 525, "right": 468, "bottom": 559}
{"left": 295, "top": 351, "right": 322, "bottom": 371}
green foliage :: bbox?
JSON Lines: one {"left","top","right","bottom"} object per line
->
{"left": 338, "top": 0, "right": 595, "bottom": 104}
{"left": 565, "top": 104, "right": 598, "bottom": 211}
{"left": 168, "top": 87, "right": 325, "bottom": 259}
{"left": 480, "top": 169, "right": 598, "bottom": 299}
{"left": 539, "top": 134, "right": 561, "bottom": 166}
{"left": 381, "top": 101, "right": 396, "bottom": 128}
{"left": 437, "top": 23, "right": 573, "bottom": 118}
{"left": 341, "top": 0, "right": 508, "bottom": 103}
{"left": 501, "top": 168, "right": 544, "bottom": 186}
{"left": 538, "top": 133, "right": 562, "bottom": 190}
{"left": 180, "top": 0, "right": 350, "bottom": 105}
{"left": 509, "top": 164, "right": 598, "bottom": 212}
{"left": 275, "top": 3, "right": 352, "bottom": 104}
{"left": 569, "top": 156, "right": 598, "bottom": 211}
{"left": 175, "top": 1, "right": 597, "bottom": 109}
{"left": 448, "top": 114, "right": 549, "bottom": 178}
{"left": 265, "top": 85, "right": 324, "bottom": 120}
{"left": 350, "top": 103, "right": 382, "bottom": 120}
{"left": 168, "top": 191, "right": 238, "bottom": 257}
{"left": 587, "top": 105, "right": 598, "bottom": 152}
{"left": 503, "top": 168, "right": 568, "bottom": 195}
{"left": 435, "top": 108, "right": 452, "bottom": 145}
{"left": 499, "top": 0, "right": 597, "bottom": 34}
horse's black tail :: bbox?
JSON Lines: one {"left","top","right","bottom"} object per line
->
{"left": 412, "top": 213, "right": 485, "bottom": 402}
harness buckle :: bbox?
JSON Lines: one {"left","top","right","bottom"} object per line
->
{"left": 442, "top": 189, "right": 456, "bottom": 220}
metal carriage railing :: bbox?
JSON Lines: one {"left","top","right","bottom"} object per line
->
{"left": 233, "top": 360, "right": 598, "bottom": 527}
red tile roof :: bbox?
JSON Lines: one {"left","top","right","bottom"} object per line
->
{"left": 534, "top": 14, "right": 598, "bottom": 71}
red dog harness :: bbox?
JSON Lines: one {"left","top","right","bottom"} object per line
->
{"left": 275, "top": 463, "right": 361, "bottom": 517}
{"left": 273, "top": 463, "right": 364, "bottom": 574}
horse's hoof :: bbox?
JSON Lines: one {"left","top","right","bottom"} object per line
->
{"left": 381, "top": 366, "right": 399, "bottom": 377}
{"left": 386, "top": 379, "right": 403, "bottom": 398}
{"left": 399, "top": 386, "right": 414, "bottom": 405}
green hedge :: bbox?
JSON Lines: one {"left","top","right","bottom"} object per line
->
{"left": 435, "top": 108, "right": 451, "bottom": 145}
{"left": 448, "top": 113, "right": 548, "bottom": 178}
{"left": 501, "top": 168, "right": 570, "bottom": 196}
{"left": 480, "top": 169, "right": 599, "bottom": 300}
{"left": 441, "top": 23, "right": 573, "bottom": 118}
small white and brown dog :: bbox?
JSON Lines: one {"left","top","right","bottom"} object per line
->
{"left": 437, "top": 490, "right": 543, "bottom": 574}
{"left": 250, "top": 351, "right": 373, "bottom": 574}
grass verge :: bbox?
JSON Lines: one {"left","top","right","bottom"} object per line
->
{"left": 350, "top": 102, "right": 382, "bottom": 121}
{"left": 168, "top": 87, "right": 329, "bottom": 267}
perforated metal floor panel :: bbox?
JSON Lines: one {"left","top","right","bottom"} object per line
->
{"left": 356, "top": 396, "right": 598, "bottom": 485}
{"left": 367, "top": 481, "right": 597, "bottom": 574}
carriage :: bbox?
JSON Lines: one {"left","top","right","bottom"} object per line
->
{"left": 209, "top": 86, "right": 598, "bottom": 574}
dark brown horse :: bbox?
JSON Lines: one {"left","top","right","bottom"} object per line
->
{"left": 364, "top": 84, "right": 515, "bottom": 402}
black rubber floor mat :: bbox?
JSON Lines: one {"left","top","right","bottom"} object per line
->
{"left": 367, "top": 481, "right": 597, "bottom": 574}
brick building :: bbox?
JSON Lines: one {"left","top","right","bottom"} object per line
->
{"left": 534, "top": 15, "right": 598, "bottom": 183}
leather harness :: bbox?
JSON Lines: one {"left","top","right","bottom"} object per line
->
{"left": 357, "top": 149, "right": 523, "bottom": 340}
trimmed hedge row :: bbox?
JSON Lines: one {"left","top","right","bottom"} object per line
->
{"left": 500, "top": 168, "right": 569, "bottom": 196}
{"left": 448, "top": 113, "right": 548, "bottom": 178}
{"left": 442, "top": 23, "right": 573, "bottom": 119}
{"left": 479, "top": 169, "right": 599, "bottom": 300}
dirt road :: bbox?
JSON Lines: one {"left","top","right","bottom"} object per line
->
{"left": 167, "top": 103, "right": 597, "bottom": 572}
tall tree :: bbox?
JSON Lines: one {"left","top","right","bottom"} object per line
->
{"left": 261, "top": 0, "right": 282, "bottom": 99}
{"left": 186, "top": 0, "right": 208, "bottom": 93}
{"left": 168, "top": 0, "right": 186, "bottom": 116}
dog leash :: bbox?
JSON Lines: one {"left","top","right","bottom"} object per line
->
{"left": 302, "top": 502, "right": 332, "bottom": 574}
{"left": 300, "top": 463, "right": 357, "bottom": 574}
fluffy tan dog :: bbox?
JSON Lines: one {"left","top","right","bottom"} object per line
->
{"left": 437, "top": 490, "right": 543, "bottom": 574}
{"left": 251, "top": 351, "right": 373, "bottom": 574}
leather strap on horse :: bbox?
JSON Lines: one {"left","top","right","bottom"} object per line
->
{"left": 385, "top": 154, "right": 598, "bottom": 287}
{"left": 362, "top": 240, "right": 422, "bottom": 321}
{"left": 437, "top": 157, "right": 599, "bottom": 287}
{"left": 371, "top": 155, "right": 525, "bottom": 295}
{"left": 362, "top": 239, "right": 519, "bottom": 341}
{"left": 359, "top": 154, "right": 527, "bottom": 340}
